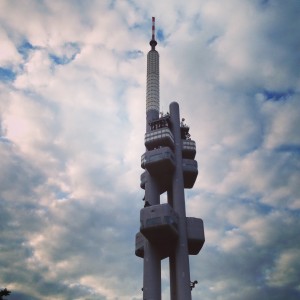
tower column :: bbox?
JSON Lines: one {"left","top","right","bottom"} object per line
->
{"left": 143, "top": 174, "right": 161, "bottom": 300}
{"left": 143, "top": 16, "right": 161, "bottom": 299}
{"left": 143, "top": 241, "right": 161, "bottom": 300}
{"left": 169, "top": 102, "right": 192, "bottom": 300}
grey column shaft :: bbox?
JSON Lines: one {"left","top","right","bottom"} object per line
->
{"left": 143, "top": 173, "right": 161, "bottom": 300}
{"left": 143, "top": 58, "right": 160, "bottom": 298}
{"left": 167, "top": 189, "right": 176, "bottom": 300}
{"left": 143, "top": 241, "right": 161, "bottom": 300}
{"left": 169, "top": 254, "right": 177, "bottom": 300}
{"left": 169, "top": 102, "right": 192, "bottom": 300}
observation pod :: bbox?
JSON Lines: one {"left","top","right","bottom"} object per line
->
{"left": 182, "top": 139, "right": 196, "bottom": 159}
{"left": 136, "top": 216, "right": 205, "bottom": 259}
{"left": 145, "top": 127, "right": 174, "bottom": 150}
{"left": 181, "top": 124, "right": 198, "bottom": 188}
{"left": 186, "top": 217, "right": 205, "bottom": 255}
{"left": 141, "top": 147, "right": 175, "bottom": 194}
{"left": 141, "top": 114, "right": 175, "bottom": 193}
{"left": 140, "top": 170, "right": 172, "bottom": 195}
{"left": 140, "top": 203, "right": 179, "bottom": 243}
{"left": 183, "top": 159, "right": 198, "bottom": 188}
{"left": 141, "top": 147, "right": 175, "bottom": 175}
{"left": 140, "top": 158, "right": 198, "bottom": 191}
{"left": 138, "top": 203, "right": 179, "bottom": 259}
{"left": 135, "top": 232, "right": 172, "bottom": 260}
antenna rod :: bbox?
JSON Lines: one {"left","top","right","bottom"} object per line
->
{"left": 150, "top": 16, "right": 157, "bottom": 50}
{"left": 152, "top": 17, "right": 155, "bottom": 41}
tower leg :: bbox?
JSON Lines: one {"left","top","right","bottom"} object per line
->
{"left": 169, "top": 254, "right": 177, "bottom": 300}
{"left": 168, "top": 189, "right": 177, "bottom": 300}
{"left": 143, "top": 171, "right": 161, "bottom": 300}
{"left": 143, "top": 241, "right": 161, "bottom": 300}
{"left": 170, "top": 102, "right": 192, "bottom": 300}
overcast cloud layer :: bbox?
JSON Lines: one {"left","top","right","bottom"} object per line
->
{"left": 0, "top": 0, "right": 300, "bottom": 299}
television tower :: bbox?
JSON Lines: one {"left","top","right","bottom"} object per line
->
{"left": 135, "top": 17, "right": 205, "bottom": 300}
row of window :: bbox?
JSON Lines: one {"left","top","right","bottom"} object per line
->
{"left": 141, "top": 216, "right": 178, "bottom": 230}
{"left": 145, "top": 133, "right": 174, "bottom": 142}
{"left": 182, "top": 141, "right": 196, "bottom": 151}
{"left": 145, "top": 128, "right": 174, "bottom": 139}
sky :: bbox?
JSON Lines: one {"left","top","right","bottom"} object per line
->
{"left": 0, "top": 0, "right": 300, "bottom": 299}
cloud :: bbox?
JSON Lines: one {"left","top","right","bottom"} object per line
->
{"left": 267, "top": 248, "right": 300, "bottom": 289}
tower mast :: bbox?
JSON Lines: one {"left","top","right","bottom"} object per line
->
{"left": 146, "top": 17, "right": 159, "bottom": 128}
{"left": 143, "top": 16, "right": 161, "bottom": 299}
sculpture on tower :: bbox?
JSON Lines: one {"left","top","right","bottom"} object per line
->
{"left": 135, "top": 17, "right": 205, "bottom": 300}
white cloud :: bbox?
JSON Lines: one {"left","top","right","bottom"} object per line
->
{"left": 267, "top": 248, "right": 300, "bottom": 289}
{"left": 0, "top": 28, "right": 22, "bottom": 66}
{"left": 261, "top": 95, "right": 300, "bottom": 149}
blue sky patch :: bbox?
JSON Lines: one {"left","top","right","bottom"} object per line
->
{"left": 260, "top": 0, "right": 270, "bottom": 6}
{"left": 55, "top": 190, "right": 70, "bottom": 201}
{"left": 18, "top": 40, "right": 35, "bottom": 59}
{"left": 275, "top": 144, "right": 300, "bottom": 153}
{"left": 126, "top": 49, "right": 143, "bottom": 59}
{"left": 49, "top": 53, "right": 71, "bottom": 65}
{"left": 157, "top": 29, "right": 165, "bottom": 42}
{"left": 129, "top": 23, "right": 142, "bottom": 31}
{"left": 108, "top": 0, "right": 116, "bottom": 10}
{"left": 263, "top": 89, "right": 294, "bottom": 101}
{"left": 0, "top": 67, "right": 16, "bottom": 82}
{"left": 49, "top": 42, "right": 80, "bottom": 66}
{"left": 207, "top": 35, "right": 220, "bottom": 46}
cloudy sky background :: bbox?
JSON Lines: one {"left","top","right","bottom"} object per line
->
{"left": 1, "top": 0, "right": 300, "bottom": 299}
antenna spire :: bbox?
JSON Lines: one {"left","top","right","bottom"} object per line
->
{"left": 152, "top": 17, "right": 155, "bottom": 41}
{"left": 150, "top": 17, "right": 157, "bottom": 50}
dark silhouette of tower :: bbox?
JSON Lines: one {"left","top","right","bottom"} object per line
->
{"left": 135, "top": 17, "right": 205, "bottom": 300}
